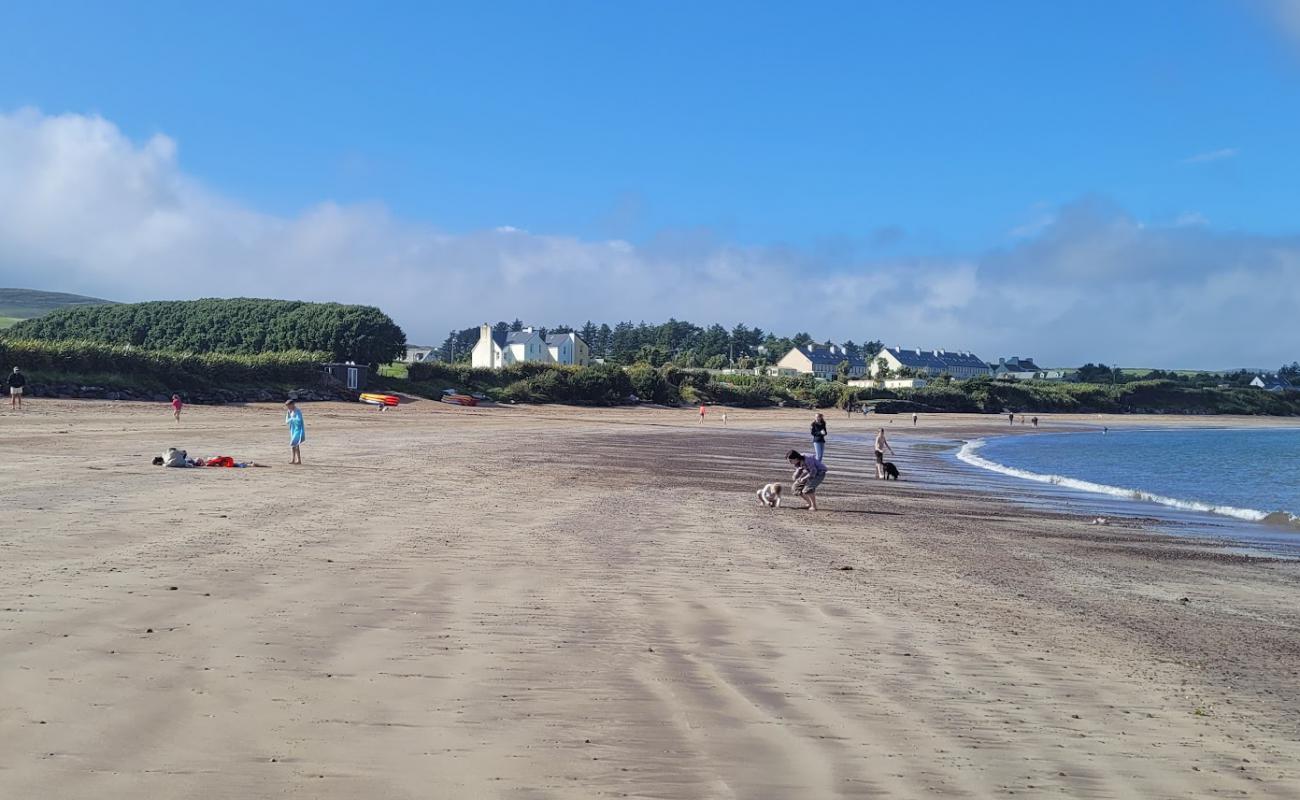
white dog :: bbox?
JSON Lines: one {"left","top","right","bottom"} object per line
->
{"left": 756, "top": 482, "right": 783, "bottom": 508}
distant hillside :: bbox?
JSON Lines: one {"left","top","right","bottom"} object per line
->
{"left": 0, "top": 288, "right": 114, "bottom": 323}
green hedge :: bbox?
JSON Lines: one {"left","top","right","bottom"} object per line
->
{"left": 0, "top": 338, "right": 327, "bottom": 385}
{"left": 8, "top": 298, "right": 406, "bottom": 364}
{"left": 869, "top": 377, "right": 1300, "bottom": 415}
{"left": 406, "top": 360, "right": 557, "bottom": 388}
{"left": 405, "top": 360, "right": 1300, "bottom": 415}
{"left": 497, "top": 364, "right": 632, "bottom": 405}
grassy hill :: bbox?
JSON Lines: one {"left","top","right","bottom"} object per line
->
{"left": 0, "top": 288, "right": 114, "bottom": 325}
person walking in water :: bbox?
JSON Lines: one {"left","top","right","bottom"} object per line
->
{"left": 811, "top": 412, "right": 827, "bottom": 461}
{"left": 171, "top": 394, "right": 183, "bottom": 424}
{"left": 285, "top": 399, "right": 306, "bottom": 464}
{"left": 787, "top": 449, "right": 827, "bottom": 511}
{"left": 8, "top": 366, "right": 25, "bottom": 410}
{"left": 874, "top": 427, "right": 895, "bottom": 480}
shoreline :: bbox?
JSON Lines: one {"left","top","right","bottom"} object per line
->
{"left": 929, "top": 426, "right": 1300, "bottom": 557}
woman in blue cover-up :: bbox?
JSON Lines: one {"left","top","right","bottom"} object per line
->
{"left": 285, "top": 399, "right": 305, "bottom": 464}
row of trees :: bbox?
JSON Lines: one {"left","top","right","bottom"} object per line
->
{"left": 9, "top": 298, "right": 408, "bottom": 365}
{"left": 1076, "top": 362, "right": 1300, "bottom": 387}
{"left": 437, "top": 318, "right": 883, "bottom": 369}
{"left": 435, "top": 321, "right": 1298, "bottom": 387}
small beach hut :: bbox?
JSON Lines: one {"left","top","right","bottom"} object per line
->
{"left": 322, "top": 362, "right": 370, "bottom": 391}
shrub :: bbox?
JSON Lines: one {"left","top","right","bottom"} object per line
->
{"left": 0, "top": 338, "right": 326, "bottom": 385}
{"left": 8, "top": 298, "right": 406, "bottom": 365}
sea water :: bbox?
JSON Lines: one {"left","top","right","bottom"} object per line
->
{"left": 957, "top": 427, "right": 1300, "bottom": 538}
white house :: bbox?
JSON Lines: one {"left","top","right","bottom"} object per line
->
{"left": 402, "top": 345, "right": 436, "bottom": 363}
{"left": 471, "top": 324, "right": 592, "bottom": 369}
{"left": 870, "top": 346, "right": 991, "bottom": 380}
{"left": 850, "top": 377, "right": 929, "bottom": 389}
{"left": 776, "top": 344, "right": 868, "bottom": 380}
{"left": 1250, "top": 373, "right": 1294, "bottom": 392}
{"left": 546, "top": 332, "right": 592, "bottom": 366}
{"left": 992, "top": 356, "right": 1065, "bottom": 382}
{"left": 847, "top": 377, "right": 930, "bottom": 390}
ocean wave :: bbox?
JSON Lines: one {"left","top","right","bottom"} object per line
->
{"left": 956, "top": 439, "right": 1300, "bottom": 529}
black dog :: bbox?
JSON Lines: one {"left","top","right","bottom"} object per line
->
{"left": 883, "top": 461, "right": 900, "bottom": 480}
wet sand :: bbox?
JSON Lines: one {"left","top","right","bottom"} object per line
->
{"left": 1, "top": 400, "right": 1298, "bottom": 798}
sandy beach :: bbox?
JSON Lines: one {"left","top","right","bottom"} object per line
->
{"left": 2, "top": 399, "right": 1299, "bottom": 799}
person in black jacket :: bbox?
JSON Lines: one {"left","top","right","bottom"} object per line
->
{"left": 7, "top": 366, "right": 25, "bottom": 410}
{"left": 810, "top": 412, "right": 827, "bottom": 461}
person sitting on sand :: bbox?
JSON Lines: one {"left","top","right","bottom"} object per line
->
{"left": 787, "top": 449, "right": 827, "bottom": 511}
{"left": 285, "top": 399, "right": 305, "bottom": 465}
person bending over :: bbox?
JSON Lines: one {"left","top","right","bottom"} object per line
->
{"left": 787, "top": 449, "right": 827, "bottom": 511}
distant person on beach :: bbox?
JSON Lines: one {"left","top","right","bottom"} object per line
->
{"left": 912, "top": 412, "right": 918, "bottom": 426}
{"left": 285, "top": 399, "right": 305, "bottom": 464}
{"left": 786, "top": 449, "right": 827, "bottom": 511}
{"left": 699, "top": 404, "right": 706, "bottom": 423}
{"left": 1008, "top": 413, "right": 1014, "bottom": 426}
{"left": 1031, "top": 416, "right": 1039, "bottom": 428}
{"left": 874, "top": 427, "right": 895, "bottom": 479}
{"left": 811, "top": 412, "right": 827, "bottom": 461}
{"left": 8, "top": 367, "right": 25, "bottom": 410}
{"left": 171, "top": 394, "right": 183, "bottom": 423}
{"left": 722, "top": 412, "right": 728, "bottom": 426}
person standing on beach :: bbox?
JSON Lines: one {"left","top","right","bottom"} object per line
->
{"left": 1031, "top": 416, "right": 1039, "bottom": 428}
{"left": 787, "top": 449, "right": 827, "bottom": 511}
{"left": 874, "top": 427, "right": 895, "bottom": 479}
{"left": 8, "top": 367, "right": 25, "bottom": 410}
{"left": 171, "top": 394, "right": 183, "bottom": 424}
{"left": 285, "top": 399, "right": 306, "bottom": 464}
{"left": 699, "top": 404, "right": 707, "bottom": 423}
{"left": 811, "top": 412, "right": 827, "bottom": 461}
{"left": 912, "top": 412, "right": 918, "bottom": 426}
{"left": 1008, "top": 412, "right": 1014, "bottom": 426}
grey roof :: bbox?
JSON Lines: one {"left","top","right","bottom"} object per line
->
{"left": 996, "top": 356, "right": 1042, "bottom": 372}
{"left": 884, "top": 346, "right": 989, "bottom": 372}
{"left": 799, "top": 345, "right": 867, "bottom": 367}
{"left": 491, "top": 330, "right": 540, "bottom": 348}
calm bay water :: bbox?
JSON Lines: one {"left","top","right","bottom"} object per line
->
{"left": 958, "top": 428, "right": 1300, "bottom": 530}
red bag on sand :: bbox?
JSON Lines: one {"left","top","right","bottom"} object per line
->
{"left": 206, "top": 456, "right": 236, "bottom": 468}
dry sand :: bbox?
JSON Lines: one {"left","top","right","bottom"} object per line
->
{"left": 2, "top": 399, "right": 1298, "bottom": 799}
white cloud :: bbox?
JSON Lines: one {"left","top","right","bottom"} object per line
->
{"left": 1182, "top": 147, "right": 1238, "bottom": 165}
{"left": 1, "top": 109, "right": 1298, "bottom": 369}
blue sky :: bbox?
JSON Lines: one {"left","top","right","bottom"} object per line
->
{"left": 1, "top": 1, "right": 1299, "bottom": 367}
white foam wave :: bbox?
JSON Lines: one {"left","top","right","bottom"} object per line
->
{"left": 956, "top": 439, "right": 1298, "bottom": 526}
